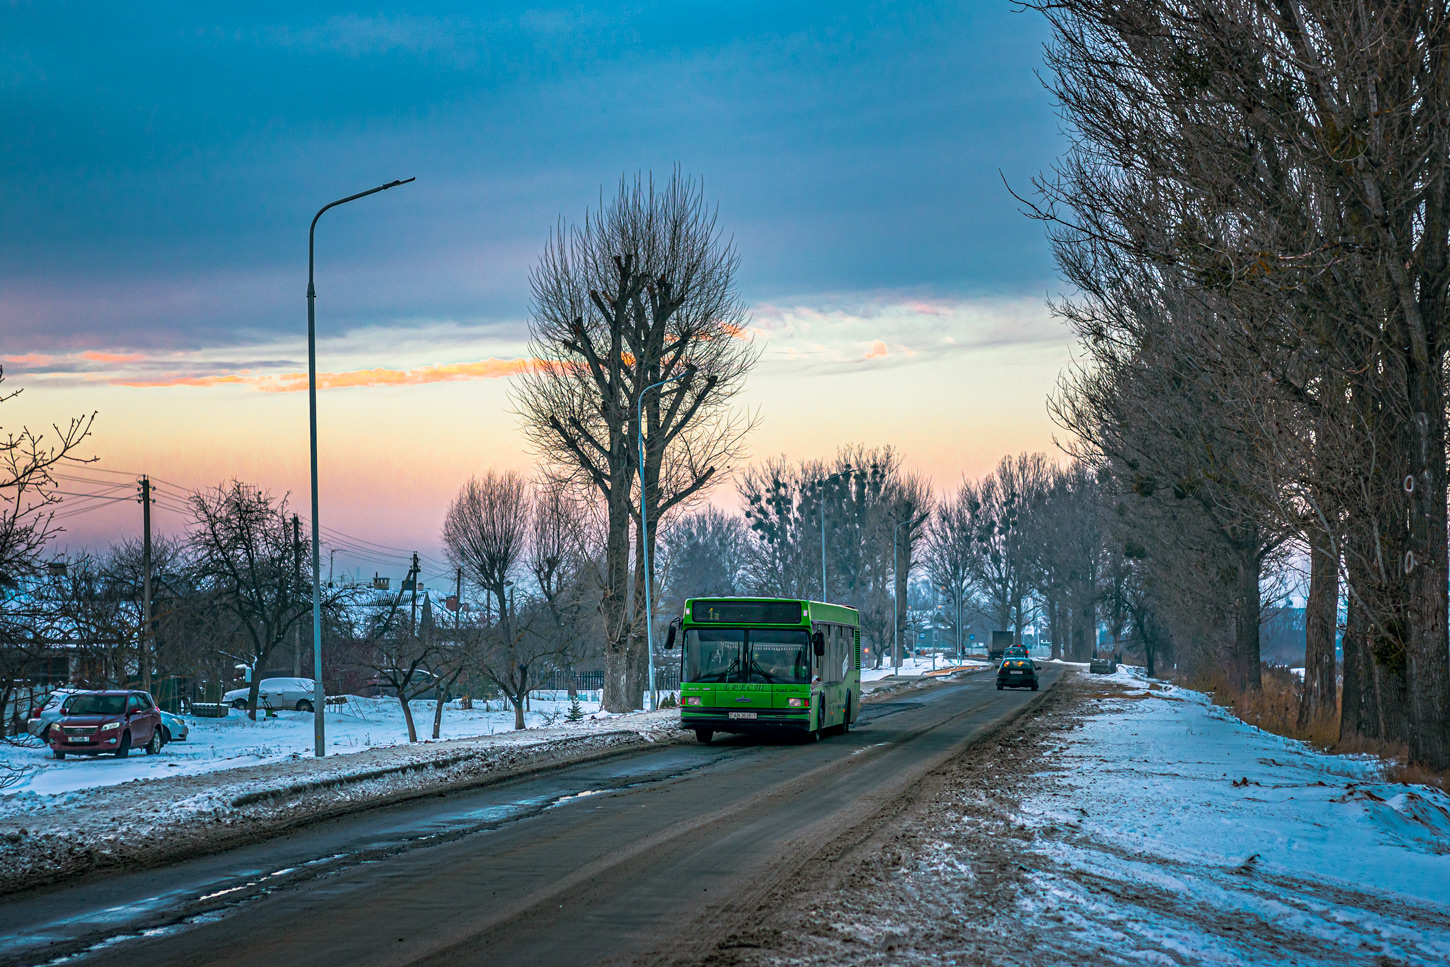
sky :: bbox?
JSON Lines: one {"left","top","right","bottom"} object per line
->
{"left": 0, "top": 2, "right": 1072, "bottom": 587}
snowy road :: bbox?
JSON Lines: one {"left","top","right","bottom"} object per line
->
{"left": 0, "top": 668, "right": 1056, "bottom": 967}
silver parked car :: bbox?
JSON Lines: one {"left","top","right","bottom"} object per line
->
{"left": 158, "top": 709, "right": 189, "bottom": 743}
{"left": 222, "top": 677, "right": 319, "bottom": 712}
{"left": 25, "top": 687, "right": 81, "bottom": 742}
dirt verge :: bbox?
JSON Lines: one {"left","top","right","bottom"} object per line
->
{"left": 674, "top": 671, "right": 1087, "bottom": 967}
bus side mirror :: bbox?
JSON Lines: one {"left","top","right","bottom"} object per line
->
{"left": 812, "top": 631, "right": 825, "bottom": 657}
{"left": 664, "top": 622, "right": 678, "bottom": 651}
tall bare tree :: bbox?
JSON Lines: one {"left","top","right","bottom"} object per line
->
{"left": 515, "top": 170, "right": 757, "bottom": 711}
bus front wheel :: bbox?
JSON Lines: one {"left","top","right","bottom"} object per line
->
{"left": 694, "top": 729, "right": 713, "bottom": 744}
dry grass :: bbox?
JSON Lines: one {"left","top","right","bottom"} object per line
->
{"left": 1178, "top": 665, "right": 1446, "bottom": 792}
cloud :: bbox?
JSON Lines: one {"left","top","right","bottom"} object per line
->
{"left": 104, "top": 357, "right": 537, "bottom": 392}
{"left": 3, "top": 354, "right": 53, "bottom": 367}
{"left": 748, "top": 293, "right": 1065, "bottom": 374}
{"left": 258, "top": 358, "right": 535, "bottom": 392}
{"left": 80, "top": 351, "right": 146, "bottom": 363}
{"left": 114, "top": 374, "right": 248, "bottom": 388}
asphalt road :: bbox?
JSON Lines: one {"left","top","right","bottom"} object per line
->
{"left": 0, "top": 668, "right": 1060, "bottom": 967}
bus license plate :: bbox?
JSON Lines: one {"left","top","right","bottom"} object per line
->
{"left": 729, "top": 711, "right": 757, "bottom": 720}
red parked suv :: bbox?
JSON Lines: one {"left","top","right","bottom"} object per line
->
{"left": 48, "top": 690, "right": 164, "bottom": 759}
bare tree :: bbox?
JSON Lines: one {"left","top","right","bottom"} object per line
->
{"left": 443, "top": 472, "right": 532, "bottom": 627}
{"left": 659, "top": 507, "right": 748, "bottom": 615}
{"left": 187, "top": 482, "right": 316, "bottom": 720}
{"left": 515, "top": 170, "right": 757, "bottom": 712}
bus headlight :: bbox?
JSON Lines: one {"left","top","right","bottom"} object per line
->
{"left": 787, "top": 697, "right": 805, "bottom": 708}
{"left": 686, "top": 696, "right": 702, "bottom": 706}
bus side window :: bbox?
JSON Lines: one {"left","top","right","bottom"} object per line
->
{"left": 829, "top": 623, "right": 841, "bottom": 684}
{"left": 830, "top": 626, "right": 843, "bottom": 683}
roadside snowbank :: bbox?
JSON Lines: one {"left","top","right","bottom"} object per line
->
{"left": 0, "top": 705, "right": 682, "bottom": 896}
{"left": 0, "top": 692, "right": 601, "bottom": 799}
{"left": 1014, "top": 668, "right": 1450, "bottom": 965}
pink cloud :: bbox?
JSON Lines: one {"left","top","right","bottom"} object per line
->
{"left": 3, "top": 354, "right": 52, "bottom": 366}
{"left": 107, "top": 357, "right": 545, "bottom": 392}
{"left": 864, "top": 340, "right": 888, "bottom": 360}
{"left": 81, "top": 351, "right": 147, "bottom": 363}
{"left": 258, "top": 357, "right": 537, "bottom": 392}
{"left": 113, "top": 374, "right": 247, "bottom": 388}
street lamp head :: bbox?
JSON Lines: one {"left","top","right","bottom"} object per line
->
{"left": 383, "top": 177, "right": 417, "bottom": 190}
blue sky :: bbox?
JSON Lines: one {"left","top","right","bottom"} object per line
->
{"left": 1, "top": 2, "right": 1072, "bottom": 571}
{"left": 2, "top": 2, "right": 1059, "bottom": 357}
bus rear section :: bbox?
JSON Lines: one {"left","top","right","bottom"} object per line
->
{"left": 672, "top": 598, "right": 860, "bottom": 743}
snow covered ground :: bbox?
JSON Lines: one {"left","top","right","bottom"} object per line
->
{"left": 1014, "top": 667, "right": 1450, "bottom": 965}
{"left": 1, "top": 691, "right": 603, "bottom": 799}
{"left": 861, "top": 655, "right": 992, "bottom": 681}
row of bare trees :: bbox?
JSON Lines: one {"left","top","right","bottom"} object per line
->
{"left": 1019, "top": 0, "right": 1450, "bottom": 768}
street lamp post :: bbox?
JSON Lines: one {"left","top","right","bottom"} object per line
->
{"left": 892, "top": 514, "right": 927, "bottom": 676}
{"left": 307, "top": 176, "right": 414, "bottom": 758}
{"left": 816, "top": 467, "right": 852, "bottom": 602}
{"left": 638, "top": 366, "right": 695, "bottom": 712}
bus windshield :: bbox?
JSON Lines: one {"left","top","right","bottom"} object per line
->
{"left": 683, "top": 629, "right": 811, "bottom": 685}
{"left": 746, "top": 629, "right": 810, "bottom": 684}
{"left": 684, "top": 628, "right": 744, "bottom": 683}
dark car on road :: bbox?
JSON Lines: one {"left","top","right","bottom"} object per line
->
{"left": 996, "top": 648, "right": 1039, "bottom": 691}
{"left": 47, "top": 690, "right": 164, "bottom": 759}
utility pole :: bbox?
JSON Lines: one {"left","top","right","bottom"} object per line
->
{"left": 138, "top": 476, "right": 153, "bottom": 692}
{"left": 455, "top": 567, "right": 463, "bottom": 628}
{"left": 409, "top": 552, "right": 420, "bottom": 638}
{"left": 292, "top": 515, "right": 303, "bottom": 677}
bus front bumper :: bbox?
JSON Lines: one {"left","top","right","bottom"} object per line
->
{"left": 681, "top": 708, "right": 812, "bottom": 733}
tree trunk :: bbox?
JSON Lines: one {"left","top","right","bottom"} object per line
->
{"left": 1404, "top": 391, "right": 1450, "bottom": 768}
{"left": 1339, "top": 595, "right": 1379, "bottom": 744}
{"left": 1298, "top": 535, "right": 1339, "bottom": 728}
{"left": 1373, "top": 658, "right": 1410, "bottom": 747}
{"left": 1072, "top": 586, "right": 1093, "bottom": 661}
{"left": 601, "top": 490, "right": 635, "bottom": 713}
{"left": 1049, "top": 596, "right": 1063, "bottom": 662}
{"left": 432, "top": 687, "right": 445, "bottom": 740}
{"left": 512, "top": 691, "right": 526, "bottom": 730}
{"left": 399, "top": 695, "right": 418, "bottom": 743}
{"left": 1229, "top": 550, "right": 1262, "bottom": 692}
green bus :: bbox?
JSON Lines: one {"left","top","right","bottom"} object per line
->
{"left": 666, "top": 597, "right": 861, "bottom": 743}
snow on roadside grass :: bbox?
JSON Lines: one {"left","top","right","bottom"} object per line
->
{"left": 1013, "top": 668, "right": 1450, "bottom": 966}
{"left": 0, "top": 692, "right": 603, "bottom": 800}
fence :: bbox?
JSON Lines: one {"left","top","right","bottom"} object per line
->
{"left": 538, "top": 666, "right": 681, "bottom": 694}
